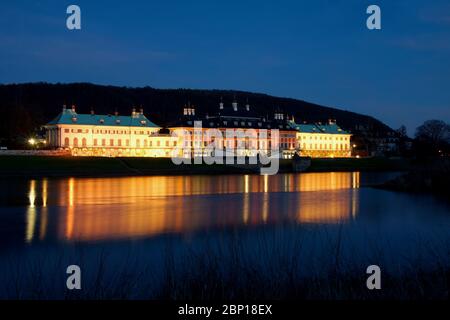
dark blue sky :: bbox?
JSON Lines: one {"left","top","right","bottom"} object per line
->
{"left": 1, "top": 0, "right": 449, "bottom": 134}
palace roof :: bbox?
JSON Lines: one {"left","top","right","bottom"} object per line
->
{"left": 46, "top": 109, "right": 160, "bottom": 128}
{"left": 289, "top": 121, "right": 350, "bottom": 134}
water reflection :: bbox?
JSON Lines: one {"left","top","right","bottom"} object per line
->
{"left": 23, "top": 172, "right": 361, "bottom": 242}
{"left": 25, "top": 180, "right": 36, "bottom": 243}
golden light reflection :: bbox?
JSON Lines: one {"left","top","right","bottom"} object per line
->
{"left": 42, "top": 179, "right": 48, "bottom": 207}
{"left": 66, "top": 178, "right": 75, "bottom": 239}
{"left": 243, "top": 194, "right": 250, "bottom": 224}
{"left": 28, "top": 180, "right": 36, "bottom": 208}
{"left": 296, "top": 190, "right": 359, "bottom": 224}
{"left": 39, "top": 207, "right": 48, "bottom": 240}
{"left": 25, "top": 180, "right": 37, "bottom": 243}
{"left": 262, "top": 192, "right": 269, "bottom": 223}
{"left": 40, "top": 172, "right": 363, "bottom": 241}
{"left": 244, "top": 175, "right": 249, "bottom": 194}
{"left": 39, "top": 179, "right": 49, "bottom": 239}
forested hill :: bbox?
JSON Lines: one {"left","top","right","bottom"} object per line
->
{"left": 0, "top": 82, "right": 393, "bottom": 145}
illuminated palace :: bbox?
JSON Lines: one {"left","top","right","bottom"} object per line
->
{"left": 44, "top": 101, "right": 351, "bottom": 158}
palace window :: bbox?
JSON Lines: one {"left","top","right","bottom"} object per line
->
{"left": 64, "top": 137, "right": 70, "bottom": 146}
{"left": 64, "top": 129, "right": 69, "bottom": 133}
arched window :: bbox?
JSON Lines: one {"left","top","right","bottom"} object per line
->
{"left": 64, "top": 137, "right": 70, "bottom": 147}
{"left": 73, "top": 138, "right": 78, "bottom": 147}
{"left": 136, "top": 140, "right": 140, "bottom": 148}
{"left": 82, "top": 138, "right": 87, "bottom": 147}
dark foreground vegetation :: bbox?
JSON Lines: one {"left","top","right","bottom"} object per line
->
{"left": 1, "top": 226, "right": 449, "bottom": 300}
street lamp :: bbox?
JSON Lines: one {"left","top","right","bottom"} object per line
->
{"left": 28, "top": 138, "right": 36, "bottom": 146}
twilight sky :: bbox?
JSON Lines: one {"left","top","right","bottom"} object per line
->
{"left": 1, "top": 0, "right": 449, "bottom": 134}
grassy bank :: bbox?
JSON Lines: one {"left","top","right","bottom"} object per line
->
{"left": 0, "top": 155, "right": 295, "bottom": 178}
{"left": 0, "top": 155, "right": 413, "bottom": 178}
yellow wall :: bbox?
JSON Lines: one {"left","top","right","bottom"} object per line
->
{"left": 296, "top": 132, "right": 352, "bottom": 158}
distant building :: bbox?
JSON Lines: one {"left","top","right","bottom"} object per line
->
{"left": 43, "top": 105, "right": 172, "bottom": 157}
{"left": 351, "top": 123, "right": 400, "bottom": 156}
{"left": 290, "top": 119, "right": 352, "bottom": 158}
{"left": 168, "top": 100, "right": 297, "bottom": 159}
{"left": 44, "top": 101, "right": 352, "bottom": 158}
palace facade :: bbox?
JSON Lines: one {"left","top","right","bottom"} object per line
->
{"left": 291, "top": 120, "right": 352, "bottom": 158}
{"left": 44, "top": 105, "right": 174, "bottom": 157}
{"left": 44, "top": 101, "right": 352, "bottom": 158}
{"left": 169, "top": 101, "right": 297, "bottom": 159}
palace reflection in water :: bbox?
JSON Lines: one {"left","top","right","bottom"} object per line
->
{"left": 24, "top": 172, "right": 360, "bottom": 243}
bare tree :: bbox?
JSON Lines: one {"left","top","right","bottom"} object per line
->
{"left": 396, "top": 125, "right": 407, "bottom": 138}
{"left": 415, "top": 120, "right": 450, "bottom": 148}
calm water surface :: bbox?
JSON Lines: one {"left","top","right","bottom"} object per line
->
{"left": 0, "top": 172, "right": 449, "bottom": 298}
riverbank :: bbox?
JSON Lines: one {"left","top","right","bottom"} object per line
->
{"left": 376, "top": 157, "right": 450, "bottom": 198}
{"left": 0, "top": 155, "right": 413, "bottom": 178}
